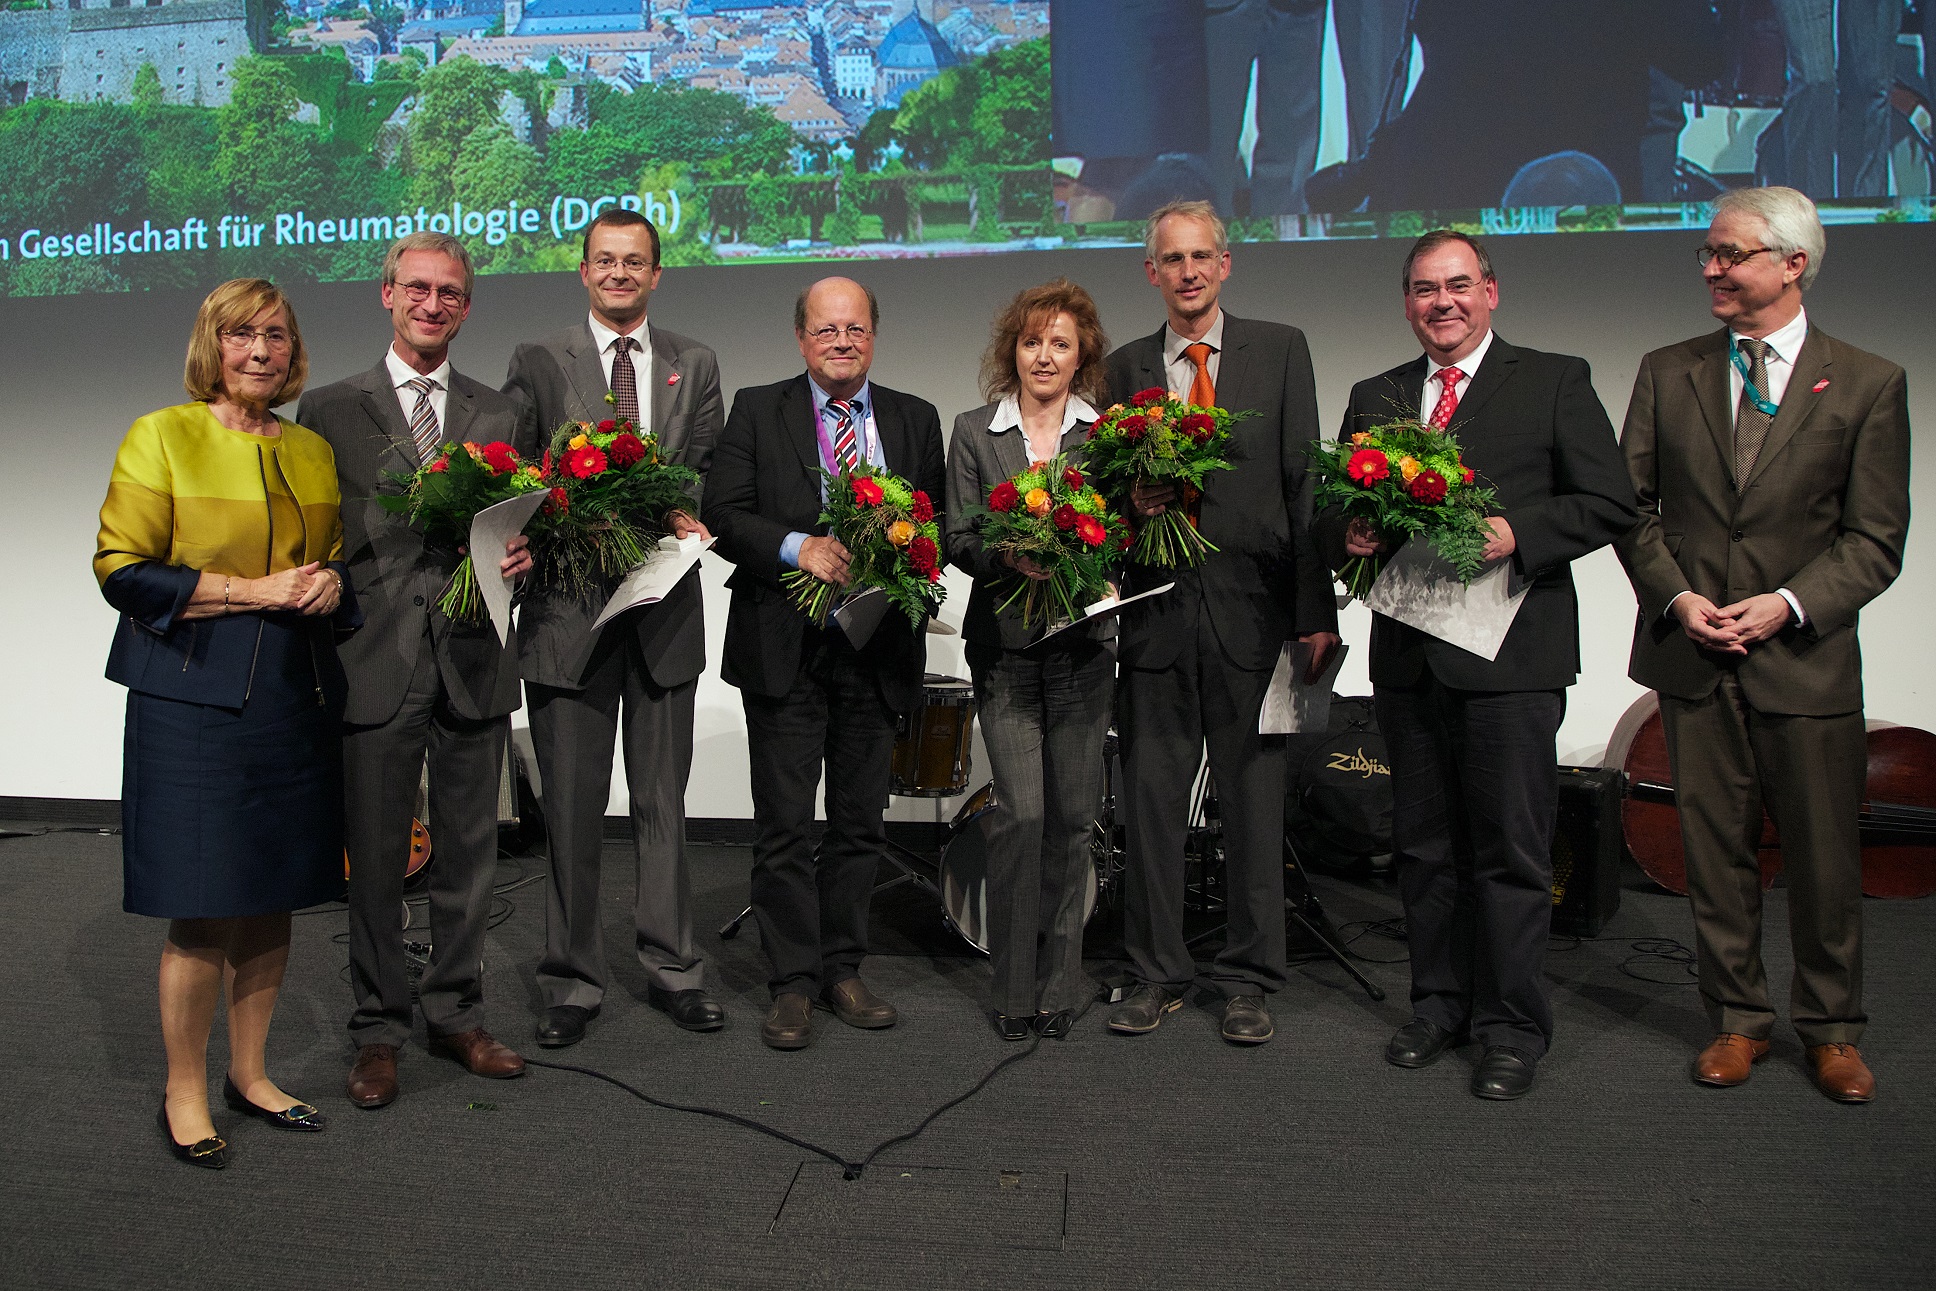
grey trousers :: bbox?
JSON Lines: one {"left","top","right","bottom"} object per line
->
{"left": 345, "top": 640, "right": 506, "bottom": 1048}
{"left": 970, "top": 639, "right": 1114, "bottom": 1016}
{"left": 1660, "top": 671, "right": 1867, "bottom": 1046}
{"left": 1770, "top": 0, "right": 1901, "bottom": 197}
{"left": 526, "top": 629, "right": 702, "bottom": 1011}
{"left": 1203, "top": 0, "right": 1328, "bottom": 216}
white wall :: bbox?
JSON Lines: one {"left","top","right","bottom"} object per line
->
{"left": 7, "top": 223, "right": 1932, "bottom": 816}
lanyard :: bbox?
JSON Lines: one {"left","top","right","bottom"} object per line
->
{"left": 1730, "top": 342, "right": 1781, "bottom": 419}
{"left": 813, "top": 397, "right": 870, "bottom": 472}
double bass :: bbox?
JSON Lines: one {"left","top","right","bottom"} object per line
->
{"left": 1609, "top": 692, "right": 1936, "bottom": 899}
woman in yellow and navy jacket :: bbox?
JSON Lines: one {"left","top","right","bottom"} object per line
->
{"left": 94, "top": 279, "right": 360, "bottom": 1169}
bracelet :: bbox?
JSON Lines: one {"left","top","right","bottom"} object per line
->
{"left": 223, "top": 576, "right": 232, "bottom": 615}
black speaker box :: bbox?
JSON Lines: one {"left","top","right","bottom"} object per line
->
{"left": 1551, "top": 765, "right": 1623, "bottom": 938}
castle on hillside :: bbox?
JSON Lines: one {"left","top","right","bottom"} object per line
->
{"left": 0, "top": 0, "right": 266, "bottom": 108}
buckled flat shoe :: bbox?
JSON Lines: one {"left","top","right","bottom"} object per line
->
{"left": 158, "top": 1102, "right": 227, "bottom": 1170}
{"left": 429, "top": 1027, "right": 527, "bottom": 1079}
{"left": 222, "top": 1076, "right": 326, "bottom": 1131}
{"left": 1220, "top": 995, "right": 1274, "bottom": 1045}
{"left": 1034, "top": 1009, "right": 1076, "bottom": 1040}
{"left": 537, "top": 1005, "right": 598, "bottom": 1048}
{"left": 1386, "top": 1018, "right": 1465, "bottom": 1069}
{"left": 650, "top": 986, "right": 726, "bottom": 1032}
{"left": 346, "top": 1043, "right": 399, "bottom": 1109}
{"left": 823, "top": 977, "right": 898, "bottom": 1029}
{"left": 992, "top": 1011, "right": 1034, "bottom": 1041}
{"left": 1471, "top": 1046, "right": 1537, "bottom": 1100}
{"left": 1105, "top": 984, "right": 1181, "bottom": 1034}
{"left": 1693, "top": 1033, "right": 1771, "bottom": 1087}
{"left": 1806, "top": 1043, "right": 1876, "bottom": 1103}
{"left": 761, "top": 992, "right": 815, "bottom": 1050}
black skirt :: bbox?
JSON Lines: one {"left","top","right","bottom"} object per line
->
{"left": 121, "top": 618, "right": 345, "bottom": 919}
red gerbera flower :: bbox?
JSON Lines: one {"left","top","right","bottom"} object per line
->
{"left": 543, "top": 486, "right": 569, "bottom": 516}
{"left": 1462, "top": 466, "right": 1475, "bottom": 484}
{"left": 1131, "top": 387, "right": 1167, "bottom": 408}
{"left": 1346, "top": 448, "right": 1390, "bottom": 486}
{"left": 988, "top": 480, "right": 1020, "bottom": 512}
{"left": 606, "top": 432, "right": 647, "bottom": 469}
{"left": 1075, "top": 515, "right": 1107, "bottom": 548}
{"left": 427, "top": 455, "right": 449, "bottom": 473}
{"left": 850, "top": 477, "right": 885, "bottom": 506}
{"left": 910, "top": 490, "right": 934, "bottom": 523}
{"left": 1052, "top": 503, "right": 1077, "bottom": 531}
{"left": 565, "top": 443, "right": 609, "bottom": 478}
{"left": 479, "top": 440, "right": 519, "bottom": 475}
{"left": 1408, "top": 470, "right": 1448, "bottom": 505}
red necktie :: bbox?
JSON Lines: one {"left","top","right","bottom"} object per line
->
{"left": 1428, "top": 366, "right": 1464, "bottom": 429}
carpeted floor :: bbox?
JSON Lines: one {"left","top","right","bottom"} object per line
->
{"left": 0, "top": 823, "right": 1930, "bottom": 1291}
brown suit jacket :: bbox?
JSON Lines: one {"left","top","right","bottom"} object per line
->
{"left": 1616, "top": 323, "right": 1910, "bottom": 716}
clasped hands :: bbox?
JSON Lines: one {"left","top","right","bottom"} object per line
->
{"left": 1671, "top": 591, "right": 1792, "bottom": 655}
{"left": 250, "top": 563, "right": 341, "bottom": 616}
{"left": 1345, "top": 515, "right": 1516, "bottom": 563}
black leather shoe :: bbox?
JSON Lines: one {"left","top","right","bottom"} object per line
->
{"left": 1471, "top": 1046, "right": 1537, "bottom": 1100}
{"left": 992, "top": 1011, "right": 1034, "bottom": 1041}
{"left": 1386, "top": 1018, "right": 1464, "bottom": 1069}
{"left": 649, "top": 986, "right": 726, "bottom": 1032}
{"left": 1220, "top": 995, "right": 1274, "bottom": 1045}
{"left": 222, "top": 1076, "right": 326, "bottom": 1131}
{"left": 158, "top": 1103, "right": 227, "bottom": 1170}
{"left": 1106, "top": 984, "right": 1181, "bottom": 1034}
{"left": 537, "top": 1005, "right": 598, "bottom": 1048}
{"left": 1034, "top": 1009, "right": 1076, "bottom": 1040}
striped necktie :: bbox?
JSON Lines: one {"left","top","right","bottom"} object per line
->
{"left": 403, "top": 376, "right": 441, "bottom": 464}
{"left": 1733, "top": 338, "right": 1775, "bottom": 488}
{"left": 828, "top": 398, "right": 860, "bottom": 471}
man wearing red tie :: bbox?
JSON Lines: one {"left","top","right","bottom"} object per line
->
{"left": 1315, "top": 231, "right": 1634, "bottom": 1098}
{"left": 1616, "top": 187, "right": 1910, "bottom": 1101}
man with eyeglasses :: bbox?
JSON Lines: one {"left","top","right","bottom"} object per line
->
{"left": 297, "top": 230, "right": 540, "bottom": 1108}
{"left": 501, "top": 207, "right": 726, "bottom": 1047}
{"left": 1103, "top": 199, "right": 1340, "bottom": 1047}
{"left": 701, "top": 276, "right": 945, "bottom": 1050}
{"left": 1615, "top": 186, "right": 1910, "bottom": 1102}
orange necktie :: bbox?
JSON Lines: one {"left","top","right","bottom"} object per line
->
{"left": 1184, "top": 342, "right": 1216, "bottom": 408}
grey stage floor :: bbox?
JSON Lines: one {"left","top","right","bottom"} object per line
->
{"left": 1, "top": 824, "right": 1931, "bottom": 1291}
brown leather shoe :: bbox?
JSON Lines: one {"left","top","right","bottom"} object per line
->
{"left": 1693, "top": 1033, "right": 1771, "bottom": 1087}
{"left": 823, "top": 977, "right": 898, "bottom": 1029}
{"left": 761, "top": 992, "right": 815, "bottom": 1050}
{"left": 1806, "top": 1043, "right": 1876, "bottom": 1103}
{"left": 347, "top": 1043, "right": 399, "bottom": 1109}
{"left": 429, "top": 1027, "right": 526, "bottom": 1079}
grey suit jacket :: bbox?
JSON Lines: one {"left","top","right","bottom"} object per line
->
{"left": 943, "top": 401, "right": 1112, "bottom": 653}
{"left": 502, "top": 321, "right": 724, "bottom": 691}
{"left": 1615, "top": 324, "right": 1910, "bottom": 715}
{"left": 298, "top": 359, "right": 539, "bottom": 727}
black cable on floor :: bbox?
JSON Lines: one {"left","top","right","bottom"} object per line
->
{"left": 0, "top": 825, "right": 120, "bottom": 841}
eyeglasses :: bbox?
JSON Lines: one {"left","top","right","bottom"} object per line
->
{"left": 1696, "top": 245, "right": 1771, "bottom": 269}
{"left": 220, "top": 326, "right": 293, "bottom": 351}
{"left": 396, "top": 281, "right": 470, "bottom": 307}
{"left": 806, "top": 325, "right": 873, "bottom": 344}
{"left": 590, "top": 256, "right": 656, "bottom": 275}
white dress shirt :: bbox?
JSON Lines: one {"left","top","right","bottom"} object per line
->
{"left": 1422, "top": 328, "right": 1496, "bottom": 414}
{"left": 989, "top": 392, "right": 1100, "bottom": 459}
{"left": 385, "top": 346, "right": 452, "bottom": 432}
{"left": 588, "top": 310, "right": 652, "bottom": 437}
{"left": 1162, "top": 310, "right": 1226, "bottom": 397}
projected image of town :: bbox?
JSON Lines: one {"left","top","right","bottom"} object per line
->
{"left": 1, "top": 1, "right": 1931, "bottom": 298}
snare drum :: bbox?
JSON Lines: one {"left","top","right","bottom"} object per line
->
{"left": 938, "top": 782, "right": 1100, "bottom": 955}
{"left": 890, "top": 674, "right": 976, "bottom": 797}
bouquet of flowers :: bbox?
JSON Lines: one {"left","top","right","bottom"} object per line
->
{"left": 964, "top": 455, "right": 1128, "bottom": 629}
{"left": 378, "top": 439, "right": 548, "bottom": 622}
{"left": 1083, "top": 386, "right": 1243, "bottom": 568}
{"left": 1308, "top": 418, "right": 1499, "bottom": 597}
{"left": 782, "top": 463, "right": 946, "bottom": 630}
{"left": 536, "top": 416, "right": 702, "bottom": 595}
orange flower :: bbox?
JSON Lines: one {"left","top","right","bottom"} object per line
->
{"left": 1025, "top": 487, "right": 1051, "bottom": 516}
{"left": 1351, "top": 431, "right": 1373, "bottom": 446}
{"left": 1398, "top": 455, "right": 1422, "bottom": 483}
{"left": 887, "top": 519, "right": 916, "bottom": 548}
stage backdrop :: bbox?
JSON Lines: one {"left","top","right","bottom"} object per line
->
{"left": 5, "top": 221, "right": 1933, "bottom": 822}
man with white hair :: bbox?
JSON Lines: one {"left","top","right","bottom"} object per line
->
{"left": 1616, "top": 186, "right": 1911, "bottom": 1102}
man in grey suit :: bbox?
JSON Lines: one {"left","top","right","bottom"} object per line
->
{"left": 502, "top": 209, "right": 726, "bottom": 1046}
{"left": 298, "top": 232, "right": 538, "bottom": 1108}
{"left": 1104, "top": 200, "right": 1340, "bottom": 1045}
{"left": 1616, "top": 187, "right": 1910, "bottom": 1102}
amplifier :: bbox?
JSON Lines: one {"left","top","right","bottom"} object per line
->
{"left": 1551, "top": 765, "right": 1623, "bottom": 938}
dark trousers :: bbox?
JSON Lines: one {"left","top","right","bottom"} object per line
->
{"left": 1659, "top": 672, "right": 1866, "bottom": 1045}
{"left": 1204, "top": 0, "right": 1328, "bottom": 216}
{"left": 527, "top": 627, "right": 701, "bottom": 1012}
{"left": 1118, "top": 615, "right": 1288, "bottom": 997}
{"left": 344, "top": 639, "right": 505, "bottom": 1048}
{"left": 970, "top": 639, "right": 1114, "bottom": 1016}
{"left": 741, "top": 631, "right": 898, "bottom": 999}
{"left": 1376, "top": 677, "right": 1563, "bottom": 1060}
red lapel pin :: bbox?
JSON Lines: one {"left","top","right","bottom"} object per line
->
{"left": 1812, "top": 378, "right": 1830, "bottom": 392}
{"left": 667, "top": 371, "right": 680, "bottom": 387}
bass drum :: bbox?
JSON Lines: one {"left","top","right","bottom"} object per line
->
{"left": 938, "top": 783, "right": 1099, "bottom": 955}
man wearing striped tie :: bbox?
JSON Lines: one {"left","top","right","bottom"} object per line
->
{"left": 298, "top": 231, "right": 540, "bottom": 1108}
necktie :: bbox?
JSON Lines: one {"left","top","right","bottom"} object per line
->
{"left": 403, "top": 376, "right": 441, "bottom": 464}
{"left": 1733, "top": 338, "right": 1775, "bottom": 488}
{"left": 1183, "top": 342, "right": 1216, "bottom": 408}
{"left": 1428, "top": 366, "right": 1464, "bottom": 429}
{"left": 610, "top": 335, "right": 641, "bottom": 425}
{"left": 828, "top": 398, "right": 860, "bottom": 471}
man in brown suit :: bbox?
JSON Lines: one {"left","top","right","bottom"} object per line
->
{"left": 1616, "top": 186, "right": 1910, "bottom": 1103}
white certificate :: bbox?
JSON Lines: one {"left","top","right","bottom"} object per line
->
{"left": 1034, "top": 581, "right": 1176, "bottom": 645}
{"left": 1259, "top": 641, "right": 1349, "bottom": 735}
{"left": 1361, "top": 536, "right": 1529, "bottom": 663}
{"left": 590, "top": 535, "right": 714, "bottom": 632}
{"left": 469, "top": 490, "right": 551, "bottom": 648}
{"left": 832, "top": 586, "right": 890, "bottom": 649}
